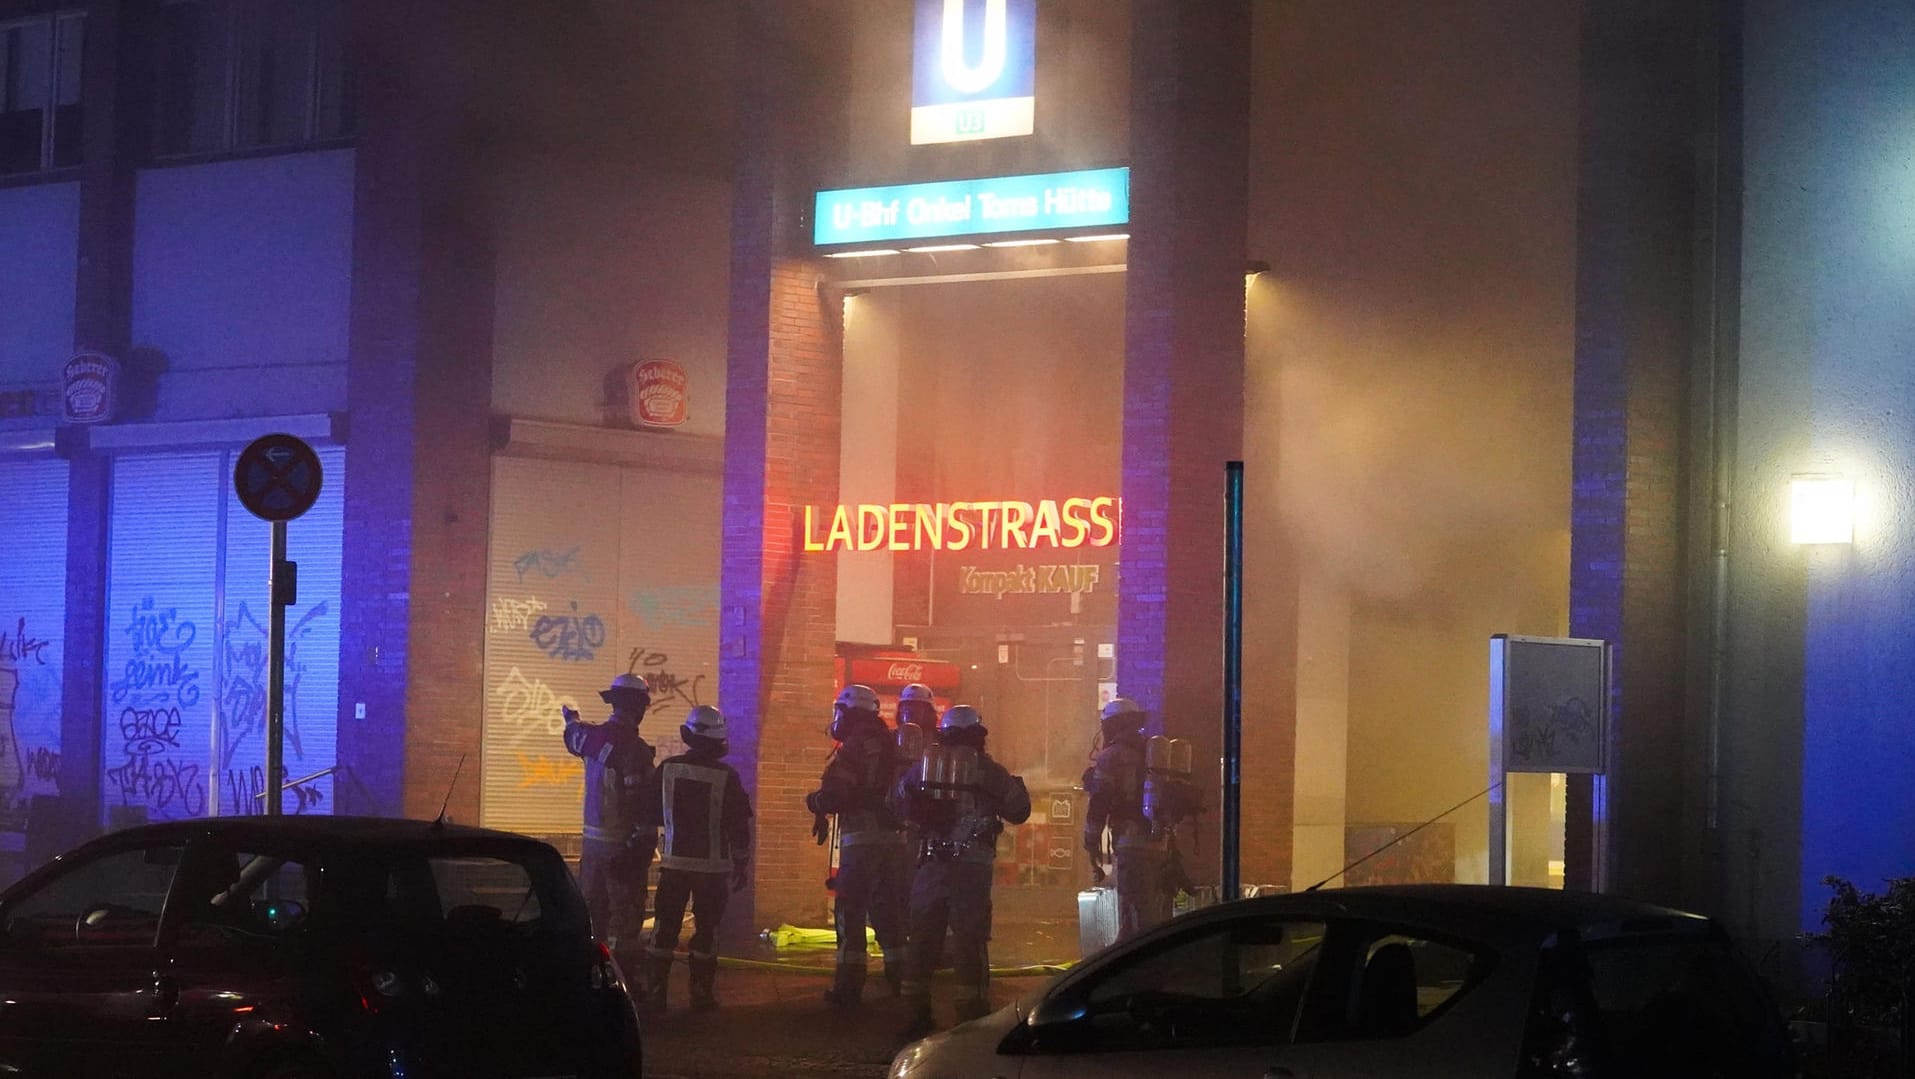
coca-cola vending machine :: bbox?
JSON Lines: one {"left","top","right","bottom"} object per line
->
{"left": 832, "top": 648, "right": 963, "bottom": 727}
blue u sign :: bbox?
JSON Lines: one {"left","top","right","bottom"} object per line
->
{"left": 912, "top": 0, "right": 1036, "bottom": 145}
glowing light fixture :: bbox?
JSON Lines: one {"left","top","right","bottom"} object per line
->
{"left": 1790, "top": 474, "right": 1855, "bottom": 544}
{"left": 823, "top": 249, "right": 901, "bottom": 259}
{"left": 906, "top": 243, "right": 982, "bottom": 253}
{"left": 982, "top": 238, "right": 1060, "bottom": 248}
{"left": 1065, "top": 233, "right": 1130, "bottom": 243}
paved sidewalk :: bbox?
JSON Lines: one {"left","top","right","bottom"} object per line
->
{"left": 640, "top": 923, "right": 1071, "bottom": 1079}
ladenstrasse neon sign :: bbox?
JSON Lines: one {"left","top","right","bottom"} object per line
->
{"left": 803, "top": 497, "right": 1118, "bottom": 553}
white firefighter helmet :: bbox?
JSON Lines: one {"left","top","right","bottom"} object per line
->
{"left": 899, "top": 683, "right": 936, "bottom": 704}
{"left": 1100, "top": 697, "right": 1143, "bottom": 722}
{"left": 600, "top": 672, "right": 652, "bottom": 705}
{"left": 682, "top": 705, "right": 727, "bottom": 742}
{"left": 835, "top": 683, "right": 881, "bottom": 714}
{"left": 939, "top": 704, "right": 984, "bottom": 731}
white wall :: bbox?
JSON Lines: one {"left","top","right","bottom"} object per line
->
{"left": 131, "top": 150, "right": 355, "bottom": 419}
{"left": 0, "top": 181, "right": 79, "bottom": 396}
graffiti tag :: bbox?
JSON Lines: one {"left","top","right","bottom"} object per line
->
{"left": 626, "top": 647, "right": 706, "bottom": 708}
{"left": 530, "top": 601, "right": 606, "bottom": 663}
{"left": 514, "top": 752, "right": 582, "bottom": 790}
{"left": 109, "top": 597, "right": 201, "bottom": 708}
{"left": 491, "top": 595, "right": 548, "bottom": 634}
{"left": 627, "top": 585, "right": 718, "bottom": 630}
{"left": 492, "top": 666, "right": 579, "bottom": 742}
{"left": 225, "top": 765, "right": 327, "bottom": 816}
{"left": 513, "top": 546, "right": 588, "bottom": 584}
{"left": 106, "top": 705, "right": 205, "bottom": 815}
{"left": 217, "top": 601, "right": 325, "bottom": 771}
{"left": 0, "top": 617, "right": 49, "bottom": 665}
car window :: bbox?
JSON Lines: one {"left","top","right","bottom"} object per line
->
{"left": 176, "top": 850, "right": 315, "bottom": 944}
{"left": 1578, "top": 932, "right": 1775, "bottom": 1071}
{"left": 1298, "top": 925, "right": 1493, "bottom": 1042}
{"left": 1036, "top": 918, "right": 1325, "bottom": 1054}
{"left": 2, "top": 845, "right": 182, "bottom": 948}
{"left": 429, "top": 856, "right": 544, "bottom": 928}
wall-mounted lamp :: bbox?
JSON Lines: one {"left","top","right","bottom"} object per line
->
{"left": 1790, "top": 473, "right": 1855, "bottom": 544}
{"left": 1245, "top": 259, "right": 1271, "bottom": 280}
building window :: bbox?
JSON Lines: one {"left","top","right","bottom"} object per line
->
{"left": 156, "top": 0, "right": 351, "bottom": 158}
{"left": 0, "top": 13, "right": 84, "bottom": 175}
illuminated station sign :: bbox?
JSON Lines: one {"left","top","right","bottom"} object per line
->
{"left": 912, "top": 0, "right": 1037, "bottom": 145}
{"left": 804, "top": 497, "right": 1119, "bottom": 553}
{"left": 814, "top": 167, "right": 1130, "bottom": 248}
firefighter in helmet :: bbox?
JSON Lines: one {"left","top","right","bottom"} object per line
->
{"left": 893, "top": 703, "right": 1031, "bottom": 1036}
{"left": 1083, "top": 697, "right": 1172, "bottom": 940}
{"left": 640, "top": 705, "right": 753, "bottom": 1011}
{"left": 807, "top": 684, "right": 911, "bottom": 1006}
{"left": 561, "top": 673, "right": 657, "bottom": 974}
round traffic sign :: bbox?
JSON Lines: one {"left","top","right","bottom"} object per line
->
{"left": 234, "top": 434, "right": 323, "bottom": 522}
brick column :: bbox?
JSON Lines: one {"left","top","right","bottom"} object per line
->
{"left": 338, "top": 2, "right": 494, "bottom": 820}
{"left": 720, "top": 1, "right": 847, "bottom": 942}
{"left": 57, "top": 0, "right": 149, "bottom": 844}
{"left": 1118, "top": 0, "right": 1254, "bottom": 886}
{"left": 1566, "top": 3, "right": 1702, "bottom": 900}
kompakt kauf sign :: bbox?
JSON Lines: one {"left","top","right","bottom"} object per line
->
{"left": 813, "top": 167, "right": 1129, "bottom": 247}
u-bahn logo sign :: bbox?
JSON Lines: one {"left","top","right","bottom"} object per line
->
{"left": 912, "top": 0, "right": 1035, "bottom": 145}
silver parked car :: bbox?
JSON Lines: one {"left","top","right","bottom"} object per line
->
{"left": 890, "top": 885, "right": 1794, "bottom": 1079}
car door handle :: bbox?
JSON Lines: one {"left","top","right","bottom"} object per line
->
{"left": 152, "top": 975, "right": 179, "bottom": 1013}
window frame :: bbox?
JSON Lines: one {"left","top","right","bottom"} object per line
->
{"left": 0, "top": 9, "right": 85, "bottom": 176}
{"left": 152, "top": 0, "right": 349, "bottom": 162}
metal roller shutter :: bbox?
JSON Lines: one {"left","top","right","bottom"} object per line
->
{"left": 105, "top": 452, "right": 222, "bottom": 823}
{"left": 482, "top": 456, "right": 720, "bottom": 835}
{"left": 104, "top": 446, "right": 346, "bottom": 824}
{"left": 0, "top": 458, "right": 69, "bottom": 828}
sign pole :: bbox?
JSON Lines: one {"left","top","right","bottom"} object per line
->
{"left": 267, "top": 520, "right": 288, "bottom": 816}
{"left": 1222, "top": 462, "right": 1245, "bottom": 900}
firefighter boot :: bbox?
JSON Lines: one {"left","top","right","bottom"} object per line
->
{"left": 689, "top": 954, "right": 720, "bottom": 1012}
{"left": 883, "top": 950, "right": 906, "bottom": 999}
{"left": 823, "top": 961, "right": 866, "bottom": 1008}
{"left": 901, "top": 989, "right": 936, "bottom": 1041}
{"left": 642, "top": 953, "right": 672, "bottom": 1011}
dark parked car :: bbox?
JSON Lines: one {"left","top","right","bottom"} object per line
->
{"left": 891, "top": 885, "right": 1795, "bottom": 1079}
{"left": 0, "top": 816, "right": 641, "bottom": 1079}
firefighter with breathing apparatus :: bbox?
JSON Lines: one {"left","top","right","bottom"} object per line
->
{"left": 1085, "top": 697, "right": 1200, "bottom": 940}
{"left": 893, "top": 703, "right": 1031, "bottom": 1036}
{"left": 806, "top": 684, "right": 911, "bottom": 1006}
{"left": 561, "top": 673, "right": 657, "bottom": 978}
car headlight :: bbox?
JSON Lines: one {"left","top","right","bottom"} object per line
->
{"left": 889, "top": 1041, "right": 929, "bottom": 1079}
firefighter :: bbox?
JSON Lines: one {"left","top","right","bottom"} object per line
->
{"left": 894, "top": 704, "right": 1031, "bottom": 1036}
{"left": 806, "top": 684, "right": 910, "bottom": 1007}
{"left": 640, "top": 705, "right": 753, "bottom": 1012}
{"left": 1083, "top": 697, "right": 1172, "bottom": 940}
{"left": 897, "top": 682, "right": 939, "bottom": 736}
{"left": 561, "top": 672, "right": 657, "bottom": 975}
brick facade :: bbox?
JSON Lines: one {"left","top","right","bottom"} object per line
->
{"left": 1118, "top": 0, "right": 1260, "bottom": 887}
{"left": 721, "top": 0, "right": 847, "bottom": 940}
{"left": 1567, "top": 2, "right": 1702, "bottom": 902}
{"left": 339, "top": 2, "right": 494, "bottom": 822}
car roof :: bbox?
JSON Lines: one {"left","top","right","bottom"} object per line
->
{"left": 63, "top": 815, "right": 550, "bottom": 857}
{"left": 1201, "top": 884, "right": 1709, "bottom": 945}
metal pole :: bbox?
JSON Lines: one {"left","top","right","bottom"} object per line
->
{"left": 267, "top": 520, "right": 287, "bottom": 816}
{"left": 1222, "top": 461, "right": 1244, "bottom": 900}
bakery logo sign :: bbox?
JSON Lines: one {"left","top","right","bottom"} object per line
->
{"left": 62, "top": 351, "right": 119, "bottom": 424}
{"left": 629, "top": 359, "right": 688, "bottom": 428}
{"left": 912, "top": 0, "right": 1035, "bottom": 145}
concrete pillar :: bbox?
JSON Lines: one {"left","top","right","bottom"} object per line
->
{"left": 837, "top": 294, "right": 900, "bottom": 644}
{"left": 59, "top": 0, "right": 150, "bottom": 842}
{"left": 1117, "top": 0, "right": 1253, "bottom": 885}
